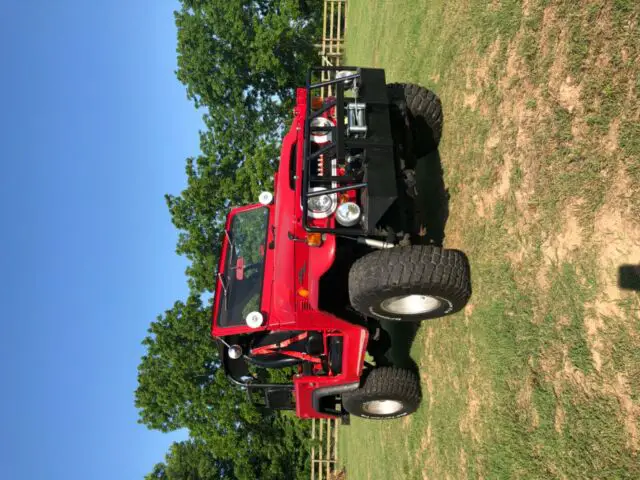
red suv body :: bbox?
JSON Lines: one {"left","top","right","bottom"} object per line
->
{"left": 212, "top": 68, "right": 471, "bottom": 420}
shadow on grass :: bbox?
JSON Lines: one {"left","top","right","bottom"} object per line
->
{"left": 372, "top": 115, "right": 453, "bottom": 381}
{"left": 413, "top": 147, "right": 450, "bottom": 246}
{"left": 371, "top": 161, "right": 452, "bottom": 377}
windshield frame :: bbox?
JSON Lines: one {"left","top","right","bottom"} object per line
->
{"left": 212, "top": 204, "right": 271, "bottom": 334}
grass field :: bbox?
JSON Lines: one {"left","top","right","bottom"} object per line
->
{"left": 339, "top": 1, "right": 640, "bottom": 478}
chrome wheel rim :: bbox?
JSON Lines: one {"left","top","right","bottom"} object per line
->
{"left": 361, "top": 399, "right": 405, "bottom": 416}
{"left": 380, "top": 295, "right": 441, "bottom": 315}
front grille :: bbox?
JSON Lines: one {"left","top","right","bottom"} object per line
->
{"left": 297, "top": 299, "right": 312, "bottom": 311}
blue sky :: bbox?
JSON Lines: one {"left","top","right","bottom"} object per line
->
{"left": 1, "top": 1, "right": 202, "bottom": 478}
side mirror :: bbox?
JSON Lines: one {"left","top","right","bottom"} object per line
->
{"left": 228, "top": 345, "right": 243, "bottom": 359}
{"left": 235, "top": 257, "right": 245, "bottom": 280}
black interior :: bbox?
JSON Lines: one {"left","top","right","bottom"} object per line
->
{"left": 245, "top": 330, "right": 324, "bottom": 369}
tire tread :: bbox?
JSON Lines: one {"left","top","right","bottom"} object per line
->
{"left": 342, "top": 367, "right": 421, "bottom": 419}
{"left": 348, "top": 246, "right": 471, "bottom": 320}
{"left": 388, "top": 82, "right": 443, "bottom": 146}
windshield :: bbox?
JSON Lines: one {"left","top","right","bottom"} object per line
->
{"left": 216, "top": 207, "right": 270, "bottom": 328}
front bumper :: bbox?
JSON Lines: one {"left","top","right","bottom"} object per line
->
{"left": 301, "top": 67, "right": 398, "bottom": 235}
{"left": 292, "top": 313, "right": 369, "bottom": 419}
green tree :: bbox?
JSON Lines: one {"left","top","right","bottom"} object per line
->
{"left": 145, "top": 440, "right": 235, "bottom": 480}
{"left": 175, "top": 0, "right": 321, "bottom": 133}
{"left": 136, "top": 296, "right": 311, "bottom": 479}
{"left": 165, "top": 133, "right": 277, "bottom": 294}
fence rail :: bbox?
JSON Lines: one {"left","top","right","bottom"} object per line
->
{"left": 311, "top": 418, "right": 340, "bottom": 480}
{"left": 310, "top": 4, "right": 346, "bottom": 478}
{"left": 314, "top": 0, "right": 347, "bottom": 97}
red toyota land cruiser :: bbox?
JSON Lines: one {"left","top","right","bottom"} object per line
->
{"left": 212, "top": 67, "right": 471, "bottom": 420}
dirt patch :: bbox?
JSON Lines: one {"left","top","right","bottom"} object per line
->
{"left": 485, "top": 130, "right": 500, "bottom": 150}
{"left": 476, "top": 38, "right": 501, "bottom": 85}
{"left": 612, "top": 373, "right": 640, "bottom": 453}
{"left": 536, "top": 265, "right": 550, "bottom": 290}
{"left": 426, "top": 375, "right": 434, "bottom": 408}
{"left": 502, "top": 40, "right": 521, "bottom": 89}
{"left": 583, "top": 314, "right": 605, "bottom": 372}
{"left": 506, "top": 244, "right": 528, "bottom": 265}
{"left": 547, "top": 24, "right": 571, "bottom": 97}
{"left": 595, "top": 51, "right": 611, "bottom": 69}
{"left": 458, "top": 447, "right": 469, "bottom": 480}
{"left": 603, "top": 118, "right": 620, "bottom": 153}
{"left": 571, "top": 115, "right": 589, "bottom": 142}
{"left": 541, "top": 199, "right": 584, "bottom": 264}
{"left": 418, "top": 422, "right": 437, "bottom": 480}
{"left": 561, "top": 349, "right": 597, "bottom": 396}
{"left": 497, "top": 154, "right": 513, "bottom": 197}
{"left": 473, "top": 194, "right": 487, "bottom": 218}
{"left": 402, "top": 414, "right": 412, "bottom": 429}
{"left": 556, "top": 315, "right": 571, "bottom": 330}
{"left": 540, "top": 345, "right": 640, "bottom": 452}
{"left": 463, "top": 92, "right": 478, "bottom": 109}
{"left": 591, "top": 182, "right": 640, "bottom": 318}
{"left": 554, "top": 397, "right": 566, "bottom": 433}
{"left": 539, "top": 5, "right": 558, "bottom": 58}
{"left": 573, "top": 170, "right": 640, "bottom": 373}
{"left": 476, "top": 153, "right": 514, "bottom": 218}
{"left": 464, "top": 302, "right": 475, "bottom": 319}
{"left": 516, "top": 374, "right": 540, "bottom": 430}
{"left": 557, "top": 76, "right": 582, "bottom": 113}
{"left": 459, "top": 377, "right": 482, "bottom": 442}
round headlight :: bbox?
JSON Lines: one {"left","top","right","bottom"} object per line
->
{"left": 245, "top": 311, "right": 264, "bottom": 329}
{"left": 335, "top": 202, "right": 361, "bottom": 227}
{"left": 307, "top": 188, "right": 336, "bottom": 219}
{"left": 308, "top": 194, "right": 332, "bottom": 213}
{"left": 258, "top": 191, "right": 273, "bottom": 205}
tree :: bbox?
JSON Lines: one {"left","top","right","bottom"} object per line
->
{"left": 136, "top": 296, "right": 311, "bottom": 479}
{"left": 165, "top": 126, "right": 278, "bottom": 294}
{"left": 145, "top": 440, "right": 235, "bottom": 480}
{"left": 175, "top": 0, "right": 321, "bottom": 133}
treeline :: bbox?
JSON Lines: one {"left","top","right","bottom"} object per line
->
{"left": 136, "top": 1, "right": 323, "bottom": 478}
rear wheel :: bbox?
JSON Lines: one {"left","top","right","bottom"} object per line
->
{"left": 388, "top": 83, "right": 443, "bottom": 153}
{"left": 348, "top": 245, "right": 471, "bottom": 322}
{"left": 342, "top": 367, "right": 421, "bottom": 419}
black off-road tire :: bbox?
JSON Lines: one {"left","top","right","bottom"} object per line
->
{"left": 342, "top": 367, "right": 421, "bottom": 419}
{"left": 388, "top": 82, "right": 443, "bottom": 151}
{"left": 348, "top": 245, "right": 471, "bottom": 321}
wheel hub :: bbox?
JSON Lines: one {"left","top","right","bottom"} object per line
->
{"left": 380, "top": 295, "right": 441, "bottom": 315}
{"left": 361, "top": 399, "right": 405, "bottom": 416}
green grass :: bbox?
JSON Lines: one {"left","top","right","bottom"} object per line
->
{"left": 340, "top": 0, "right": 640, "bottom": 478}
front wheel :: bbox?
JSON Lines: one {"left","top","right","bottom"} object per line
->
{"left": 348, "top": 245, "right": 471, "bottom": 322}
{"left": 342, "top": 367, "right": 421, "bottom": 419}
